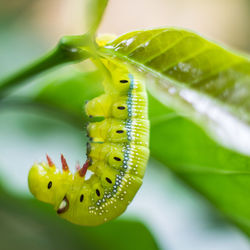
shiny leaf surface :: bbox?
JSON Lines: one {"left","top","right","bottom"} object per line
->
{"left": 100, "top": 28, "right": 250, "bottom": 155}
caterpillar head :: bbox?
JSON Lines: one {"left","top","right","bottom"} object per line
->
{"left": 28, "top": 155, "right": 73, "bottom": 212}
{"left": 28, "top": 155, "right": 92, "bottom": 220}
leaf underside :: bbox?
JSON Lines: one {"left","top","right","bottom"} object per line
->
{"left": 100, "top": 27, "right": 250, "bottom": 155}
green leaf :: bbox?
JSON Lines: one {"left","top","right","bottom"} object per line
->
{"left": 0, "top": 185, "right": 159, "bottom": 250}
{"left": 148, "top": 92, "right": 250, "bottom": 236}
{"left": 99, "top": 27, "right": 250, "bottom": 156}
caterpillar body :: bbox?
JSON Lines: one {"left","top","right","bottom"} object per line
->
{"left": 28, "top": 57, "right": 149, "bottom": 226}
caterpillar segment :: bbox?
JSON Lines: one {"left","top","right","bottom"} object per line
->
{"left": 28, "top": 59, "right": 149, "bottom": 226}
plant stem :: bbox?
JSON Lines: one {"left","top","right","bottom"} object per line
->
{"left": 0, "top": 35, "right": 91, "bottom": 99}
{"left": 87, "top": 0, "right": 109, "bottom": 35}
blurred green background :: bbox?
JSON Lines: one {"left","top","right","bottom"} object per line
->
{"left": 1, "top": 0, "right": 250, "bottom": 249}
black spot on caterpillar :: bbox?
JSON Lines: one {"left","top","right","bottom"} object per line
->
{"left": 116, "top": 130, "right": 124, "bottom": 134}
{"left": 96, "top": 189, "right": 101, "bottom": 197}
{"left": 120, "top": 80, "right": 128, "bottom": 83}
{"left": 105, "top": 177, "right": 112, "bottom": 184}
{"left": 80, "top": 194, "right": 84, "bottom": 202}
{"left": 47, "top": 181, "right": 52, "bottom": 189}
{"left": 117, "top": 106, "right": 126, "bottom": 110}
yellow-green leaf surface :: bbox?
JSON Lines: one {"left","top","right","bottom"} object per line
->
{"left": 99, "top": 28, "right": 250, "bottom": 156}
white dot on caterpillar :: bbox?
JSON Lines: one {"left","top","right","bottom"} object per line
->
{"left": 104, "top": 218, "right": 108, "bottom": 222}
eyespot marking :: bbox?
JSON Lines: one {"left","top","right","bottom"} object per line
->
{"left": 80, "top": 194, "right": 84, "bottom": 202}
{"left": 105, "top": 177, "right": 112, "bottom": 184}
{"left": 118, "top": 106, "right": 126, "bottom": 110}
{"left": 116, "top": 130, "right": 124, "bottom": 134}
{"left": 96, "top": 189, "right": 101, "bottom": 197}
{"left": 48, "top": 181, "right": 52, "bottom": 189}
{"left": 114, "top": 156, "right": 121, "bottom": 161}
{"left": 120, "top": 80, "right": 128, "bottom": 83}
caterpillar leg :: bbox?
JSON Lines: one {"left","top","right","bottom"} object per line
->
{"left": 85, "top": 94, "right": 113, "bottom": 118}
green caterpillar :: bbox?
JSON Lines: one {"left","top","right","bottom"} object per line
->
{"left": 28, "top": 47, "right": 149, "bottom": 226}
